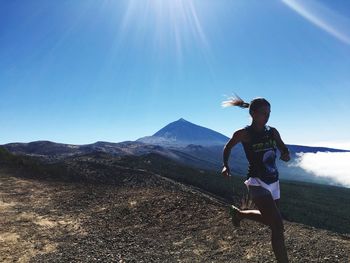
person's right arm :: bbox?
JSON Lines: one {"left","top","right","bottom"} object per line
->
{"left": 222, "top": 129, "right": 245, "bottom": 177}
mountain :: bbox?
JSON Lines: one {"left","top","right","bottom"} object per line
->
{"left": 3, "top": 141, "right": 81, "bottom": 156}
{"left": 137, "top": 119, "right": 350, "bottom": 187}
{"left": 2, "top": 119, "right": 349, "bottom": 187}
{"left": 137, "top": 118, "right": 229, "bottom": 146}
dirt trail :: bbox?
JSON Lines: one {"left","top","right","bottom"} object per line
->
{"left": 1, "top": 170, "right": 349, "bottom": 262}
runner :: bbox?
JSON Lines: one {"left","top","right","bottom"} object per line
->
{"left": 222, "top": 95, "right": 290, "bottom": 263}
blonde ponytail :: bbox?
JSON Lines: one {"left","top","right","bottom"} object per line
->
{"left": 221, "top": 94, "right": 250, "bottom": 108}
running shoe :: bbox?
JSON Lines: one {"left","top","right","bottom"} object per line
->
{"left": 229, "top": 205, "right": 241, "bottom": 227}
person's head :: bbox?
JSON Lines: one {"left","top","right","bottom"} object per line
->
{"left": 222, "top": 95, "right": 271, "bottom": 125}
{"left": 249, "top": 98, "right": 271, "bottom": 125}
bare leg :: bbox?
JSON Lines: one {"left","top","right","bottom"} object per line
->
{"left": 238, "top": 209, "right": 266, "bottom": 225}
{"left": 253, "top": 195, "right": 289, "bottom": 263}
{"left": 230, "top": 196, "right": 288, "bottom": 262}
{"left": 236, "top": 199, "right": 280, "bottom": 225}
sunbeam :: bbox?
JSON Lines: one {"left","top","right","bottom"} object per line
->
{"left": 117, "top": 0, "right": 211, "bottom": 63}
{"left": 282, "top": 0, "right": 350, "bottom": 45}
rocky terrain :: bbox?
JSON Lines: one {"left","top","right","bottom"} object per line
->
{"left": 1, "top": 165, "right": 349, "bottom": 262}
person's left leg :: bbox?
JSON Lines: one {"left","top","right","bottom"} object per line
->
{"left": 253, "top": 195, "right": 288, "bottom": 263}
{"left": 230, "top": 187, "right": 288, "bottom": 262}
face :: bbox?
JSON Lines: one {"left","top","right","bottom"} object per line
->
{"left": 252, "top": 105, "right": 271, "bottom": 125}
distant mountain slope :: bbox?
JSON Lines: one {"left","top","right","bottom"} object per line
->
{"left": 2, "top": 140, "right": 218, "bottom": 170}
{"left": 2, "top": 141, "right": 175, "bottom": 160}
{"left": 3, "top": 119, "right": 349, "bottom": 187}
{"left": 288, "top": 144, "right": 349, "bottom": 153}
{"left": 137, "top": 118, "right": 229, "bottom": 146}
{"left": 3, "top": 141, "right": 81, "bottom": 156}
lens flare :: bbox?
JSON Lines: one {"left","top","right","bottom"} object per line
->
{"left": 282, "top": 0, "right": 350, "bottom": 45}
{"left": 118, "top": 0, "right": 210, "bottom": 62}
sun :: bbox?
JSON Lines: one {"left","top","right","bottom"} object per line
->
{"left": 119, "top": 0, "right": 209, "bottom": 58}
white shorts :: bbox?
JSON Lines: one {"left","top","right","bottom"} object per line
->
{"left": 244, "top": 177, "right": 280, "bottom": 200}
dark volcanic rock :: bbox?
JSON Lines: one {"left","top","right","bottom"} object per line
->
{"left": 1, "top": 166, "right": 349, "bottom": 262}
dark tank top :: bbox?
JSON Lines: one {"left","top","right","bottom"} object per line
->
{"left": 242, "top": 125, "right": 279, "bottom": 184}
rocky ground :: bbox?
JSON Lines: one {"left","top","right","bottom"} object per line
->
{"left": 1, "top": 169, "right": 349, "bottom": 263}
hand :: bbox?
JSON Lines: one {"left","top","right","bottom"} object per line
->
{"left": 280, "top": 152, "right": 290, "bottom": 162}
{"left": 221, "top": 166, "right": 230, "bottom": 177}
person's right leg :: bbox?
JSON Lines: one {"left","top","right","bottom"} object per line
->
{"left": 231, "top": 186, "right": 271, "bottom": 225}
{"left": 237, "top": 207, "right": 266, "bottom": 224}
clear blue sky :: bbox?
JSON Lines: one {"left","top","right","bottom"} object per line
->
{"left": 1, "top": 0, "right": 350, "bottom": 149}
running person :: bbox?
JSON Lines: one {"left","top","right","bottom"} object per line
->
{"left": 222, "top": 96, "right": 290, "bottom": 263}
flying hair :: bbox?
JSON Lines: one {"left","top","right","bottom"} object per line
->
{"left": 222, "top": 94, "right": 271, "bottom": 116}
{"left": 221, "top": 94, "right": 250, "bottom": 108}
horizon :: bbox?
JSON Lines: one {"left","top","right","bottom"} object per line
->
{"left": 1, "top": 1, "right": 350, "bottom": 150}
{"left": 2, "top": 116, "right": 350, "bottom": 188}
{"left": 2, "top": 117, "right": 350, "bottom": 151}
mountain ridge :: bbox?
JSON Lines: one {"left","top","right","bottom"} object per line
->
{"left": 137, "top": 118, "right": 229, "bottom": 146}
{"left": 2, "top": 119, "right": 349, "bottom": 187}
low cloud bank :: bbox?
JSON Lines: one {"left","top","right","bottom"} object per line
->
{"left": 308, "top": 141, "right": 350, "bottom": 151}
{"left": 292, "top": 152, "right": 350, "bottom": 188}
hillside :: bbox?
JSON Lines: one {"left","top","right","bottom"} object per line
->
{"left": 1, "top": 167, "right": 349, "bottom": 262}
{"left": 1, "top": 148, "right": 350, "bottom": 262}
{"left": 1, "top": 147, "right": 350, "bottom": 234}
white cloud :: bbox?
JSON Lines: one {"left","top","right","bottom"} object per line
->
{"left": 293, "top": 152, "right": 350, "bottom": 188}
{"left": 304, "top": 140, "right": 350, "bottom": 151}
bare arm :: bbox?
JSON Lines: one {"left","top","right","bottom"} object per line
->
{"left": 222, "top": 129, "right": 245, "bottom": 176}
{"left": 272, "top": 128, "right": 290, "bottom": 162}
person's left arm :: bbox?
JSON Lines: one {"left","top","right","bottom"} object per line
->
{"left": 272, "top": 128, "right": 290, "bottom": 162}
